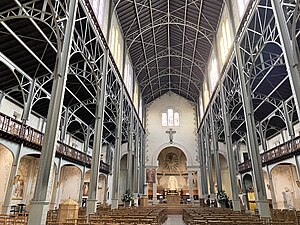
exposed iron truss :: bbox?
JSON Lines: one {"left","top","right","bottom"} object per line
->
{"left": 199, "top": 0, "right": 300, "bottom": 165}
{"left": 0, "top": 0, "right": 144, "bottom": 157}
{"left": 114, "top": 0, "right": 224, "bottom": 104}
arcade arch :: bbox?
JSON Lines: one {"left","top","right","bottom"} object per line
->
{"left": 57, "top": 165, "right": 82, "bottom": 204}
{"left": 148, "top": 146, "right": 198, "bottom": 203}
{"left": 270, "top": 163, "right": 300, "bottom": 210}
{"left": 0, "top": 144, "right": 13, "bottom": 209}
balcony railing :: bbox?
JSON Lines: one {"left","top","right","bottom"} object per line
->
{"left": 238, "top": 136, "right": 300, "bottom": 173}
{"left": 0, "top": 112, "right": 110, "bottom": 174}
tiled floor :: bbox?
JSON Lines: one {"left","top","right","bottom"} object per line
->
{"left": 164, "top": 215, "right": 185, "bottom": 225}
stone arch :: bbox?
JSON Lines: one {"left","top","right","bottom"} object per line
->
{"left": 242, "top": 173, "right": 253, "bottom": 191}
{"left": 270, "top": 163, "right": 300, "bottom": 210}
{"left": 157, "top": 147, "right": 187, "bottom": 174}
{"left": 152, "top": 142, "right": 193, "bottom": 167}
{"left": 119, "top": 154, "right": 128, "bottom": 198}
{"left": 0, "top": 143, "right": 14, "bottom": 160}
{"left": 155, "top": 147, "right": 188, "bottom": 200}
{"left": 58, "top": 164, "right": 82, "bottom": 204}
{"left": 0, "top": 144, "right": 14, "bottom": 208}
{"left": 12, "top": 154, "right": 41, "bottom": 207}
{"left": 242, "top": 173, "right": 255, "bottom": 210}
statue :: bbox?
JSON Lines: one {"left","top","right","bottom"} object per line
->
{"left": 282, "top": 187, "right": 294, "bottom": 209}
{"left": 13, "top": 175, "right": 24, "bottom": 199}
{"left": 168, "top": 176, "right": 178, "bottom": 190}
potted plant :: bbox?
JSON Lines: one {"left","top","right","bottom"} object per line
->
{"left": 217, "top": 190, "right": 229, "bottom": 208}
{"left": 121, "top": 189, "right": 133, "bottom": 207}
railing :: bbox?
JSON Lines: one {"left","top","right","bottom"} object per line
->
{"left": 56, "top": 141, "right": 92, "bottom": 165}
{"left": 238, "top": 136, "right": 300, "bottom": 173}
{"left": 0, "top": 112, "right": 110, "bottom": 174}
{"left": 0, "top": 113, "right": 44, "bottom": 146}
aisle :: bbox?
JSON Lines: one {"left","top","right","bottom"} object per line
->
{"left": 163, "top": 215, "right": 185, "bottom": 225}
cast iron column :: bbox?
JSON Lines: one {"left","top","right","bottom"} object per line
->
{"left": 86, "top": 51, "right": 108, "bottom": 214}
{"left": 220, "top": 86, "right": 241, "bottom": 211}
{"left": 210, "top": 107, "right": 222, "bottom": 193}
{"left": 111, "top": 86, "right": 124, "bottom": 209}
{"left": 28, "top": 1, "right": 78, "bottom": 224}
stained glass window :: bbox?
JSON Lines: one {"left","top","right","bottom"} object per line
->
{"left": 209, "top": 58, "right": 218, "bottom": 93}
{"left": 174, "top": 112, "right": 180, "bottom": 126}
{"left": 168, "top": 109, "right": 174, "bottom": 126}
{"left": 162, "top": 109, "right": 179, "bottom": 126}
{"left": 162, "top": 113, "right": 167, "bottom": 126}
{"left": 238, "top": 0, "right": 250, "bottom": 19}
{"left": 220, "top": 19, "right": 232, "bottom": 63}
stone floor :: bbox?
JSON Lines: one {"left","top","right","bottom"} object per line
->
{"left": 163, "top": 215, "right": 185, "bottom": 225}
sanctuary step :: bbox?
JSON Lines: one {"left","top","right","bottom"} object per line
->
{"left": 156, "top": 204, "right": 190, "bottom": 215}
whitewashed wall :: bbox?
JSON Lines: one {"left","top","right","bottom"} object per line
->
{"left": 145, "top": 92, "right": 198, "bottom": 167}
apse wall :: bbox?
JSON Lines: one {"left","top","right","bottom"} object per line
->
{"left": 145, "top": 92, "right": 198, "bottom": 167}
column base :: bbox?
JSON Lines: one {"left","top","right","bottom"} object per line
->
{"left": 49, "top": 202, "right": 56, "bottom": 210}
{"left": 232, "top": 199, "right": 241, "bottom": 212}
{"left": 152, "top": 197, "right": 158, "bottom": 205}
{"left": 190, "top": 197, "right": 194, "bottom": 205}
{"left": 86, "top": 199, "right": 97, "bottom": 215}
{"left": 272, "top": 202, "right": 278, "bottom": 209}
{"left": 199, "top": 198, "right": 206, "bottom": 207}
{"left": 133, "top": 193, "right": 139, "bottom": 206}
{"left": 1, "top": 205, "right": 11, "bottom": 214}
{"left": 28, "top": 200, "right": 49, "bottom": 225}
{"left": 256, "top": 200, "right": 271, "bottom": 218}
{"left": 210, "top": 194, "right": 215, "bottom": 207}
{"left": 111, "top": 199, "right": 119, "bottom": 209}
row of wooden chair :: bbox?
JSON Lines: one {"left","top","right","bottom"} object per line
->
{"left": 182, "top": 208, "right": 300, "bottom": 225}
{"left": 46, "top": 206, "right": 167, "bottom": 225}
{"left": 271, "top": 209, "right": 300, "bottom": 221}
{"left": 0, "top": 214, "right": 28, "bottom": 225}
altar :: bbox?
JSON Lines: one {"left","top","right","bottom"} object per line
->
{"left": 166, "top": 194, "right": 180, "bottom": 205}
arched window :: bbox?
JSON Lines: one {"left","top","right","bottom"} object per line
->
{"left": 237, "top": 0, "right": 250, "bottom": 19}
{"left": 139, "top": 97, "right": 143, "bottom": 120}
{"left": 117, "top": 42, "right": 121, "bottom": 67}
{"left": 174, "top": 112, "right": 180, "bottom": 126}
{"left": 220, "top": 18, "right": 232, "bottom": 63}
{"left": 110, "top": 27, "right": 121, "bottom": 68}
{"left": 225, "top": 20, "right": 232, "bottom": 47}
{"left": 199, "top": 93, "right": 204, "bottom": 119}
{"left": 124, "top": 63, "right": 133, "bottom": 96}
{"left": 98, "top": 0, "right": 105, "bottom": 26}
{"left": 114, "top": 27, "right": 118, "bottom": 59}
{"left": 203, "top": 80, "right": 209, "bottom": 109}
{"left": 92, "top": 0, "right": 100, "bottom": 16}
{"left": 162, "top": 113, "right": 167, "bottom": 126}
{"left": 168, "top": 109, "right": 173, "bottom": 126}
{"left": 162, "top": 109, "right": 180, "bottom": 127}
{"left": 209, "top": 58, "right": 218, "bottom": 93}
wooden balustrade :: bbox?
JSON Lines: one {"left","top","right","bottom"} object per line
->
{"left": 239, "top": 136, "right": 300, "bottom": 173}
{"left": 0, "top": 112, "right": 110, "bottom": 174}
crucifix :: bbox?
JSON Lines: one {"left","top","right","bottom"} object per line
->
{"left": 166, "top": 128, "right": 176, "bottom": 144}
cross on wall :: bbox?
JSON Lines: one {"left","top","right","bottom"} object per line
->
{"left": 166, "top": 128, "right": 176, "bottom": 144}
